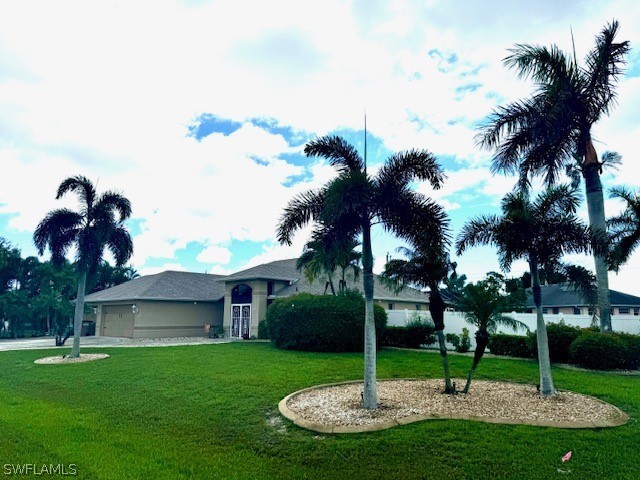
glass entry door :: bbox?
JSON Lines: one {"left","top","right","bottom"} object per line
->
{"left": 231, "top": 304, "right": 251, "bottom": 338}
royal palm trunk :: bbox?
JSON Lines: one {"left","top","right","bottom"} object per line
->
{"left": 583, "top": 139, "right": 612, "bottom": 333}
{"left": 70, "top": 270, "right": 87, "bottom": 358}
{"left": 529, "top": 259, "right": 555, "bottom": 397}
{"left": 361, "top": 219, "right": 377, "bottom": 409}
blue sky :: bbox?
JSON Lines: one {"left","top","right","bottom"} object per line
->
{"left": 1, "top": 0, "right": 639, "bottom": 294}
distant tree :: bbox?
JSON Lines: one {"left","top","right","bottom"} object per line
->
{"left": 454, "top": 273, "right": 529, "bottom": 393}
{"left": 278, "top": 135, "right": 447, "bottom": 409}
{"left": 479, "top": 21, "right": 630, "bottom": 333}
{"left": 34, "top": 176, "right": 133, "bottom": 357}
{"left": 443, "top": 262, "right": 467, "bottom": 299}
{"left": 608, "top": 186, "right": 640, "bottom": 271}
{"left": 88, "top": 261, "right": 139, "bottom": 294}
{"left": 296, "top": 232, "right": 339, "bottom": 295}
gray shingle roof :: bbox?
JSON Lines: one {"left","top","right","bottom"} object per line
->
{"left": 260, "top": 259, "right": 430, "bottom": 303}
{"left": 525, "top": 284, "right": 640, "bottom": 308}
{"left": 84, "top": 271, "right": 226, "bottom": 303}
{"left": 221, "top": 258, "right": 300, "bottom": 282}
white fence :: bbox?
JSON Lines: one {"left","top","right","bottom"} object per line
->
{"left": 385, "top": 309, "right": 640, "bottom": 349}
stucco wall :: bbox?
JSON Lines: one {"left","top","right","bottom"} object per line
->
{"left": 223, "top": 280, "right": 267, "bottom": 338}
{"left": 133, "top": 300, "right": 223, "bottom": 338}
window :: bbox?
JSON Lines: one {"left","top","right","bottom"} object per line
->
{"left": 388, "top": 303, "right": 394, "bottom": 310}
{"left": 573, "top": 307, "right": 581, "bottom": 315}
{"left": 542, "top": 308, "right": 548, "bottom": 314}
{"left": 231, "top": 284, "right": 252, "bottom": 304}
{"left": 552, "top": 307, "right": 559, "bottom": 315}
{"left": 416, "top": 304, "right": 421, "bottom": 311}
{"left": 618, "top": 307, "right": 630, "bottom": 315}
{"left": 634, "top": 307, "right": 639, "bottom": 316}
{"left": 267, "top": 281, "right": 274, "bottom": 296}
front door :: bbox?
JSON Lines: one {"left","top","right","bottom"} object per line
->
{"left": 231, "top": 304, "right": 251, "bottom": 338}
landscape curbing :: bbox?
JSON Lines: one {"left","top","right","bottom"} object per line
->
{"left": 278, "top": 378, "right": 630, "bottom": 434}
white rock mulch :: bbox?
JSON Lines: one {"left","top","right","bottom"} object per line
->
{"left": 34, "top": 353, "right": 110, "bottom": 365}
{"left": 285, "top": 379, "right": 627, "bottom": 428}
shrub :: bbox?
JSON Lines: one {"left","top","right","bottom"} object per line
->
{"left": 381, "top": 319, "right": 436, "bottom": 349}
{"left": 526, "top": 322, "right": 581, "bottom": 363}
{"left": 569, "top": 332, "right": 628, "bottom": 370}
{"left": 266, "top": 292, "right": 387, "bottom": 352}
{"left": 488, "top": 333, "right": 532, "bottom": 358}
{"left": 446, "top": 328, "right": 471, "bottom": 353}
{"left": 257, "top": 320, "right": 269, "bottom": 340}
{"left": 615, "top": 333, "right": 640, "bottom": 370}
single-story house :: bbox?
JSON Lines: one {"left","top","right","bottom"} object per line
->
{"left": 84, "top": 258, "right": 430, "bottom": 339}
{"left": 524, "top": 284, "right": 640, "bottom": 316}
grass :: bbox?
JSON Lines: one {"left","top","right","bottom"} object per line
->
{"left": 0, "top": 342, "right": 638, "bottom": 479}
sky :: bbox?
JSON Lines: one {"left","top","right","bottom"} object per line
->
{"left": 1, "top": 0, "right": 640, "bottom": 295}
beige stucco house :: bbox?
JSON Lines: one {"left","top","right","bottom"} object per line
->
{"left": 84, "top": 258, "right": 431, "bottom": 339}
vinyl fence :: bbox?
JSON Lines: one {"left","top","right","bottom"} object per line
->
{"left": 385, "top": 309, "right": 640, "bottom": 349}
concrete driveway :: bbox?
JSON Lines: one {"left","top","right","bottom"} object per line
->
{"left": 0, "top": 336, "right": 233, "bottom": 351}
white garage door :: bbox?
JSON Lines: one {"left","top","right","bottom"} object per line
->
{"left": 103, "top": 305, "right": 135, "bottom": 337}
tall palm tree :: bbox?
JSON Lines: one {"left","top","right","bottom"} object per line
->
{"left": 278, "top": 136, "right": 447, "bottom": 409}
{"left": 456, "top": 186, "right": 596, "bottom": 397}
{"left": 34, "top": 175, "right": 133, "bottom": 358}
{"left": 479, "top": 21, "right": 630, "bottom": 333}
{"left": 382, "top": 245, "right": 455, "bottom": 393}
{"left": 454, "top": 273, "right": 528, "bottom": 394}
{"left": 608, "top": 186, "right": 640, "bottom": 271}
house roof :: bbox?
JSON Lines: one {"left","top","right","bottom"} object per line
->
{"left": 221, "top": 258, "right": 300, "bottom": 282}
{"left": 524, "top": 284, "right": 640, "bottom": 308}
{"left": 84, "top": 271, "right": 226, "bottom": 303}
{"left": 259, "top": 259, "right": 430, "bottom": 304}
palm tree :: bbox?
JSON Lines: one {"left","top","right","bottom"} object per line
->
{"left": 296, "top": 232, "right": 339, "bottom": 295}
{"left": 456, "top": 185, "right": 596, "bottom": 397}
{"left": 382, "top": 245, "right": 455, "bottom": 393}
{"left": 479, "top": 21, "right": 630, "bottom": 333}
{"left": 608, "top": 186, "right": 640, "bottom": 271}
{"left": 454, "top": 273, "right": 528, "bottom": 394}
{"left": 34, "top": 175, "right": 133, "bottom": 358}
{"left": 278, "top": 136, "right": 447, "bottom": 409}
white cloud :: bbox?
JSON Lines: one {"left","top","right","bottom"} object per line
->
{"left": 196, "top": 244, "right": 232, "bottom": 265}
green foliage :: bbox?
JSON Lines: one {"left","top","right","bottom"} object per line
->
{"left": 257, "top": 320, "right": 269, "bottom": 340}
{"left": 569, "top": 332, "right": 629, "bottom": 370}
{"left": 381, "top": 318, "right": 436, "bottom": 349}
{"left": 446, "top": 328, "right": 471, "bottom": 353}
{"left": 613, "top": 333, "right": 640, "bottom": 370}
{"left": 527, "top": 322, "right": 581, "bottom": 363}
{"left": 488, "top": 333, "right": 533, "bottom": 358}
{"left": 266, "top": 293, "right": 387, "bottom": 352}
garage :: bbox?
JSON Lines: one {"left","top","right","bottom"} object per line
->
{"left": 102, "top": 305, "right": 135, "bottom": 338}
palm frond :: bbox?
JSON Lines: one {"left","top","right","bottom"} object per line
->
{"left": 33, "top": 209, "right": 83, "bottom": 256}
{"left": 375, "top": 149, "right": 445, "bottom": 190}
{"left": 106, "top": 227, "right": 134, "bottom": 266}
{"left": 56, "top": 175, "right": 96, "bottom": 211}
{"left": 95, "top": 191, "right": 132, "bottom": 222}
{"left": 455, "top": 215, "right": 500, "bottom": 255}
{"left": 276, "top": 189, "right": 325, "bottom": 245}
{"left": 304, "top": 135, "right": 364, "bottom": 175}
{"left": 504, "top": 43, "right": 573, "bottom": 85}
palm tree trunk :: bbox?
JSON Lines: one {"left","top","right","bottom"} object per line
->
{"left": 70, "top": 270, "right": 87, "bottom": 358}
{"left": 327, "top": 272, "right": 336, "bottom": 296}
{"left": 429, "top": 285, "right": 454, "bottom": 393}
{"left": 582, "top": 140, "right": 612, "bottom": 333}
{"left": 361, "top": 218, "right": 377, "bottom": 409}
{"left": 529, "top": 259, "right": 555, "bottom": 397}
{"left": 462, "top": 329, "right": 489, "bottom": 394}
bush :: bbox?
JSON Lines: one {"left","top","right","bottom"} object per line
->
{"left": 526, "top": 322, "right": 581, "bottom": 363}
{"left": 381, "top": 319, "right": 436, "bottom": 349}
{"left": 488, "top": 333, "right": 532, "bottom": 358}
{"left": 446, "top": 328, "right": 471, "bottom": 353}
{"left": 257, "top": 320, "right": 269, "bottom": 340}
{"left": 569, "top": 332, "right": 628, "bottom": 370}
{"left": 266, "top": 292, "right": 387, "bottom": 352}
{"left": 615, "top": 333, "right": 640, "bottom": 370}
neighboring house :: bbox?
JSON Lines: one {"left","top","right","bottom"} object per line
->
{"left": 524, "top": 284, "right": 640, "bottom": 316}
{"left": 85, "top": 258, "right": 430, "bottom": 339}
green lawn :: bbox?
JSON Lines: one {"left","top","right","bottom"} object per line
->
{"left": 0, "top": 343, "right": 638, "bottom": 479}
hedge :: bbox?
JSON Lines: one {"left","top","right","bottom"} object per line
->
{"left": 488, "top": 334, "right": 532, "bottom": 358}
{"left": 381, "top": 319, "right": 436, "bottom": 349}
{"left": 569, "top": 332, "right": 629, "bottom": 370}
{"left": 266, "top": 291, "right": 387, "bottom": 352}
{"left": 526, "top": 322, "right": 581, "bottom": 363}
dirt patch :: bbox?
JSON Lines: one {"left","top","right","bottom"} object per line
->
{"left": 35, "top": 353, "right": 110, "bottom": 365}
{"left": 280, "top": 379, "right": 628, "bottom": 433}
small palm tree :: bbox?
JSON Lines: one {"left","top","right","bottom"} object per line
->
{"left": 608, "top": 186, "right": 640, "bottom": 271}
{"left": 456, "top": 185, "right": 596, "bottom": 397}
{"left": 278, "top": 136, "right": 447, "bottom": 409}
{"left": 382, "top": 245, "right": 455, "bottom": 393}
{"left": 296, "top": 232, "right": 339, "bottom": 295}
{"left": 454, "top": 273, "right": 528, "bottom": 393}
{"left": 479, "top": 21, "right": 630, "bottom": 333}
{"left": 34, "top": 176, "right": 133, "bottom": 358}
